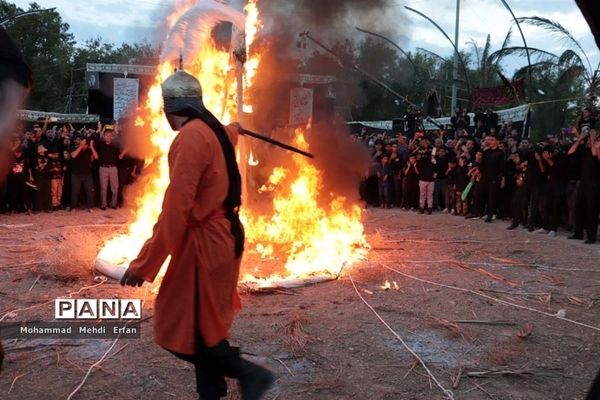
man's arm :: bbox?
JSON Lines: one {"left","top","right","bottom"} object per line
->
{"left": 90, "top": 140, "right": 98, "bottom": 160}
{"left": 590, "top": 130, "right": 599, "bottom": 158}
{"left": 568, "top": 134, "right": 583, "bottom": 155}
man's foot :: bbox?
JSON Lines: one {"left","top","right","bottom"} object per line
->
{"left": 442, "top": 208, "right": 449, "bottom": 213}
{"left": 101, "top": 206, "right": 107, "bottom": 211}
{"left": 527, "top": 226, "right": 535, "bottom": 232}
{"left": 426, "top": 208, "right": 432, "bottom": 215}
{"left": 484, "top": 217, "right": 492, "bottom": 223}
{"left": 111, "top": 206, "right": 118, "bottom": 210}
{"left": 506, "top": 223, "right": 519, "bottom": 230}
{"left": 568, "top": 235, "right": 583, "bottom": 240}
{"left": 585, "top": 239, "right": 597, "bottom": 244}
{"left": 536, "top": 228, "right": 548, "bottom": 234}
{"left": 548, "top": 230, "right": 556, "bottom": 238}
{"left": 419, "top": 209, "right": 424, "bottom": 214}
{"left": 239, "top": 360, "right": 275, "bottom": 400}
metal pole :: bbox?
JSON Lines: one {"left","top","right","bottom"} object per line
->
{"left": 0, "top": 8, "right": 56, "bottom": 27}
{"left": 451, "top": 0, "right": 461, "bottom": 115}
{"left": 232, "top": 27, "right": 248, "bottom": 204}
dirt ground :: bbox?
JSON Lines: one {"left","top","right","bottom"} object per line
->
{"left": 1, "top": 207, "right": 600, "bottom": 400}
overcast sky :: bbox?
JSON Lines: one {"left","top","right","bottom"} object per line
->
{"left": 10, "top": 0, "right": 599, "bottom": 73}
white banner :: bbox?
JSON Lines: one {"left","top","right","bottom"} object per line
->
{"left": 289, "top": 88, "right": 313, "bottom": 126}
{"left": 113, "top": 78, "right": 139, "bottom": 121}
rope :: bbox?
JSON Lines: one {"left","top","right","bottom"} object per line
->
{"left": 380, "top": 263, "right": 600, "bottom": 333}
{"left": 349, "top": 274, "right": 455, "bottom": 400}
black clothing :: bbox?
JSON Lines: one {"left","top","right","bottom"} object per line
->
{"left": 417, "top": 157, "right": 435, "bottom": 182}
{"left": 71, "top": 174, "right": 94, "bottom": 209}
{"left": 402, "top": 164, "right": 419, "bottom": 209}
{"left": 578, "top": 117, "right": 597, "bottom": 135}
{"left": 389, "top": 153, "right": 403, "bottom": 176}
{"left": 181, "top": 108, "right": 244, "bottom": 258}
{"left": 455, "top": 165, "right": 470, "bottom": 192}
{"left": 96, "top": 141, "right": 120, "bottom": 166}
{"left": 543, "top": 181, "right": 566, "bottom": 231}
{"left": 573, "top": 182, "right": 599, "bottom": 242}
{"left": 33, "top": 154, "right": 50, "bottom": 180}
{"left": 434, "top": 156, "right": 449, "bottom": 179}
{"left": 480, "top": 148, "right": 505, "bottom": 181}
{"left": 71, "top": 148, "right": 94, "bottom": 175}
{"left": 576, "top": 148, "right": 600, "bottom": 183}
{"left": 451, "top": 113, "right": 470, "bottom": 131}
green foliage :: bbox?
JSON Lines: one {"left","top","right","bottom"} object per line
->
{"left": 0, "top": 0, "right": 157, "bottom": 113}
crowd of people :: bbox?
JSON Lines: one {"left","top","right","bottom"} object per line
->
{"left": 358, "top": 107, "right": 600, "bottom": 244}
{"left": 0, "top": 119, "right": 142, "bottom": 214}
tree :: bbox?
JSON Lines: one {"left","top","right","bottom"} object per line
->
{"left": 1, "top": 1, "right": 75, "bottom": 112}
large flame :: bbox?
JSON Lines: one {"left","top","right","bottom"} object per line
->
{"left": 97, "top": 0, "right": 369, "bottom": 287}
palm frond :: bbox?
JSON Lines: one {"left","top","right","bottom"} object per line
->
{"left": 512, "top": 61, "right": 555, "bottom": 80}
{"left": 517, "top": 16, "right": 592, "bottom": 73}
{"left": 416, "top": 47, "right": 448, "bottom": 64}
{"left": 482, "top": 34, "right": 492, "bottom": 66}
{"left": 497, "top": 70, "right": 520, "bottom": 103}
{"left": 557, "top": 64, "right": 586, "bottom": 87}
{"left": 490, "top": 46, "right": 558, "bottom": 63}
{"left": 501, "top": 27, "right": 513, "bottom": 50}
{"left": 468, "top": 38, "right": 481, "bottom": 70}
{"left": 558, "top": 49, "right": 583, "bottom": 67}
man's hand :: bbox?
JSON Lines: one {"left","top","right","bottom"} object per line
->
{"left": 542, "top": 150, "right": 551, "bottom": 161}
{"left": 120, "top": 268, "right": 145, "bottom": 287}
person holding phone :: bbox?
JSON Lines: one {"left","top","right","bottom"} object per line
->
{"left": 568, "top": 109, "right": 600, "bottom": 243}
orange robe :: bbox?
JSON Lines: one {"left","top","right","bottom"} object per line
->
{"left": 129, "top": 119, "right": 242, "bottom": 355}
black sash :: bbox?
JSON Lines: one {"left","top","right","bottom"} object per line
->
{"left": 182, "top": 110, "right": 244, "bottom": 259}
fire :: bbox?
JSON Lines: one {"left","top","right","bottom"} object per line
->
{"left": 241, "top": 129, "right": 369, "bottom": 284}
{"left": 381, "top": 280, "right": 400, "bottom": 291}
{"left": 248, "top": 150, "right": 259, "bottom": 166}
{"left": 96, "top": 0, "right": 369, "bottom": 288}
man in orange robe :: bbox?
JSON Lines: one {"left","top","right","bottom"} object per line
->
{"left": 121, "top": 69, "right": 273, "bottom": 399}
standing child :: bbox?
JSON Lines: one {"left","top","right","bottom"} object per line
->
{"left": 455, "top": 157, "right": 470, "bottom": 216}
{"left": 376, "top": 155, "right": 393, "bottom": 208}
{"left": 446, "top": 158, "right": 457, "bottom": 214}
{"left": 415, "top": 147, "right": 435, "bottom": 214}
{"left": 402, "top": 154, "right": 420, "bottom": 210}
{"left": 32, "top": 144, "right": 51, "bottom": 212}
{"left": 48, "top": 150, "right": 63, "bottom": 210}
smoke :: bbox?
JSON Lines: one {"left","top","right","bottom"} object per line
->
{"left": 244, "top": 0, "right": 404, "bottom": 204}
{"left": 258, "top": 0, "right": 400, "bottom": 43}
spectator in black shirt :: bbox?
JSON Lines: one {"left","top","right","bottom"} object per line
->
{"left": 402, "top": 154, "right": 419, "bottom": 210}
{"left": 61, "top": 149, "right": 72, "bottom": 211}
{"left": 451, "top": 107, "right": 470, "bottom": 133}
{"left": 433, "top": 147, "right": 449, "bottom": 211}
{"left": 32, "top": 144, "right": 51, "bottom": 212}
{"left": 568, "top": 128, "right": 600, "bottom": 243}
{"left": 542, "top": 146, "right": 568, "bottom": 237}
{"left": 485, "top": 109, "right": 499, "bottom": 134}
{"left": 415, "top": 143, "right": 435, "bottom": 214}
{"left": 476, "top": 135, "right": 505, "bottom": 222}
{"left": 388, "top": 143, "right": 403, "bottom": 207}
{"left": 455, "top": 156, "right": 470, "bottom": 215}
{"left": 71, "top": 137, "right": 98, "bottom": 211}
{"left": 97, "top": 127, "right": 123, "bottom": 210}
